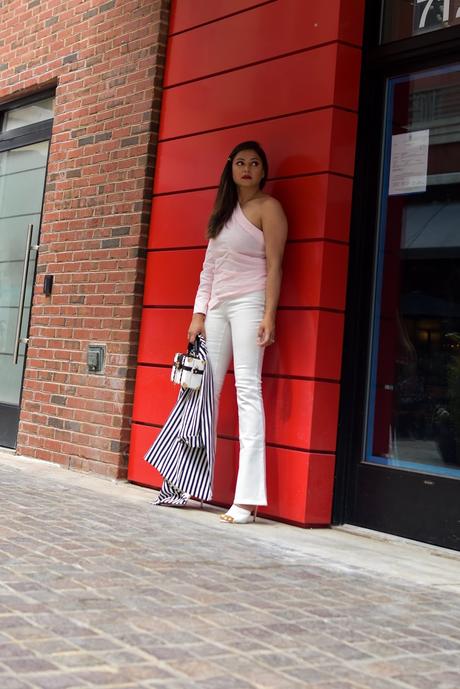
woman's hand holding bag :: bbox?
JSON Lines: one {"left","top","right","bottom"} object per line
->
{"left": 187, "top": 313, "right": 206, "bottom": 343}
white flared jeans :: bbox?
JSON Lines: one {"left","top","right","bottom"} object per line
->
{"left": 205, "top": 290, "right": 267, "bottom": 506}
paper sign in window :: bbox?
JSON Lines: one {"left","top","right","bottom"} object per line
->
{"left": 388, "top": 130, "right": 429, "bottom": 196}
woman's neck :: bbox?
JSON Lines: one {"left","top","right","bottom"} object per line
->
{"left": 238, "top": 187, "right": 261, "bottom": 206}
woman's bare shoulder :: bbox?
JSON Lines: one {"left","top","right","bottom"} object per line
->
{"left": 256, "top": 193, "right": 284, "bottom": 211}
{"left": 258, "top": 194, "right": 286, "bottom": 219}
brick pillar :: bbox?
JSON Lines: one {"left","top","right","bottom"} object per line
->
{"left": 0, "top": 0, "right": 171, "bottom": 478}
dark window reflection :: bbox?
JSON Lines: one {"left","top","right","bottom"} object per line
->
{"left": 367, "top": 65, "right": 460, "bottom": 478}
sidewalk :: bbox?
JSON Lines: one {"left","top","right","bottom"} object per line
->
{"left": 0, "top": 450, "right": 459, "bottom": 689}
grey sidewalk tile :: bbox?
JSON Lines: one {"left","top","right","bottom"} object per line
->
{"left": 50, "top": 651, "right": 110, "bottom": 669}
{"left": 224, "top": 638, "right": 270, "bottom": 653}
{"left": 30, "top": 674, "right": 89, "bottom": 689}
{"left": 250, "top": 675, "right": 307, "bottom": 689}
{"left": 249, "top": 651, "right": 299, "bottom": 668}
{"left": 0, "top": 644, "right": 35, "bottom": 659}
{"left": 115, "top": 664, "right": 177, "bottom": 683}
{"left": 0, "top": 677, "right": 35, "bottom": 689}
{"left": 93, "top": 650, "right": 148, "bottom": 665}
{"left": 142, "top": 682, "right": 201, "bottom": 689}
{"left": 307, "top": 683, "right": 361, "bottom": 689}
{"left": 165, "top": 657, "right": 226, "bottom": 680}
{"left": 326, "top": 666, "right": 407, "bottom": 687}
{"left": 425, "top": 651, "right": 460, "bottom": 668}
{"left": 280, "top": 666, "right": 335, "bottom": 684}
{"left": 361, "top": 657, "right": 444, "bottom": 677}
{"left": 286, "top": 647, "right": 339, "bottom": 665}
{"left": 67, "top": 637, "right": 123, "bottom": 652}
{"left": 395, "top": 673, "right": 460, "bottom": 689}
{"left": 142, "top": 646, "right": 197, "bottom": 661}
{"left": 184, "top": 651, "right": 308, "bottom": 687}
{"left": 187, "top": 641, "right": 232, "bottom": 658}
{"left": 0, "top": 460, "right": 460, "bottom": 689}
{"left": 2, "top": 658, "right": 59, "bottom": 674}
{"left": 351, "top": 681, "right": 405, "bottom": 689}
{"left": 423, "top": 636, "right": 460, "bottom": 651}
{"left": 353, "top": 641, "right": 411, "bottom": 658}
{"left": 199, "top": 675, "right": 259, "bottom": 689}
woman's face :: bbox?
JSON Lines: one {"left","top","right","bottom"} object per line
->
{"left": 231, "top": 149, "right": 264, "bottom": 189}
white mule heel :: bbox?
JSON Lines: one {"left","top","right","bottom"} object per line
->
{"left": 219, "top": 505, "right": 258, "bottom": 524}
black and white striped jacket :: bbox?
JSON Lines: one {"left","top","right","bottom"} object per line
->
{"left": 144, "top": 335, "right": 215, "bottom": 503}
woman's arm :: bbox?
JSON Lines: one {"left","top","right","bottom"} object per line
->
{"left": 188, "top": 242, "right": 216, "bottom": 343}
{"left": 258, "top": 198, "right": 288, "bottom": 347}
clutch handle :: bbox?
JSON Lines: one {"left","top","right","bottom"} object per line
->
{"left": 188, "top": 337, "right": 200, "bottom": 357}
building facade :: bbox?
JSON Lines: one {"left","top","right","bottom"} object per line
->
{"left": 0, "top": 0, "right": 169, "bottom": 477}
{"left": 1, "top": 0, "right": 459, "bottom": 549}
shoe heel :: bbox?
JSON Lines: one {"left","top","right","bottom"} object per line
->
{"left": 253, "top": 507, "right": 258, "bottom": 523}
{"left": 200, "top": 499, "right": 204, "bottom": 510}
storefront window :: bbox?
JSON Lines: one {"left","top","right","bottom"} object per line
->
{"left": 366, "top": 63, "right": 460, "bottom": 479}
{"left": 382, "top": 0, "right": 460, "bottom": 43}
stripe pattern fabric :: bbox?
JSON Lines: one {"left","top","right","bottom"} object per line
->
{"left": 144, "top": 335, "right": 215, "bottom": 504}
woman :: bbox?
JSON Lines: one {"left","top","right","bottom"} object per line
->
{"left": 188, "top": 141, "right": 288, "bottom": 524}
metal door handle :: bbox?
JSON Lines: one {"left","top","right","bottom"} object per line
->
{"left": 13, "top": 223, "right": 34, "bottom": 365}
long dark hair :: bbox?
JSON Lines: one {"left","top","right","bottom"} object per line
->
{"left": 207, "top": 141, "right": 268, "bottom": 239}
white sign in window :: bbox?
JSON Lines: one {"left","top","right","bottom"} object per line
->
{"left": 388, "top": 130, "right": 430, "bottom": 196}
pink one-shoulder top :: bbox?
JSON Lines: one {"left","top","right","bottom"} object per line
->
{"left": 193, "top": 203, "right": 266, "bottom": 315}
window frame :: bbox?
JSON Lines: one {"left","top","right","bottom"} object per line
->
{"left": 0, "top": 90, "right": 55, "bottom": 152}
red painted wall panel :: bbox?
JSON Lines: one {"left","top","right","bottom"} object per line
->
{"left": 143, "top": 249, "right": 203, "bottom": 307}
{"left": 217, "top": 375, "right": 340, "bottom": 451}
{"left": 330, "top": 108, "right": 359, "bottom": 176}
{"left": 161, "top": 45, "right": 361, "bottom": 140}
{"left": 133, "top": 363, "right": 339, "bottom": 453}
{"left": 143, "top": 241, "right": 348, "bottom": 310}
{"left": 128, "top": 0, "right": 365, "bottom": 527}
{"left": 138, "top": 307, "right": 344, "bottom": 381}
{"left": 166, "top": 0, "right": 363, "bottom": 86}
{"left": 132, "top": 366, "right": 178, "bottom": 426}
{"left": 263, "top": 378, "right": 339, "bottom": 451}
{"left": 305, "top": 454, "right": 336, "bottom": 524}
{"left": 169, "top": 0, "right": 267, "bottom": 35}
{"left": 264, "top": 310, "right": 344, "bottom": 381}
{"left": 339, "top": 0, "right": 366, "bottom": 47}
{"left": 149, "top": 191, "right": 211, "bottom": 249}
{"left": 128, "top": 423, "right": 162, "bottom": 487}
{"left": 280, "top": 242, "right": 349, "bottom": 310}
{"left": 148, "top": 174, "right": 353, "bottom": 250}
{"left": 316, "top": 311, "right": 345, "bottom": 381}
{"left": 137, "top": 308, "right": 191, "bottom": 364}
{"left": 259, "top": 446, "right": 312, "bottom": 524}
{"left": 154, "top": 109, "right": 357, "bottom": 194}
{"left": 271, "top": 175, "right": 353, "bottom": 244}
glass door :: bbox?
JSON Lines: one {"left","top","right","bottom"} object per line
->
{"left": 0, "top": 136, "right": 50, "bottom": 447}
{"left": 367, "top": 63, "right": 460, "bottom": 480}
{"left": 352, "top": 63, "right": 460, "bottom": 549}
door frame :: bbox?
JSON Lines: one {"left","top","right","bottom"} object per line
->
{"left": 333, "top": 1, "right": 460, "bottom": 550}
{"left": 0, "top": 90, "right": 54, "bottom": 448}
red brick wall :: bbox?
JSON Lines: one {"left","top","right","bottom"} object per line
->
{"left": 128, "top": 0, "right": 365, "bottom": 524}
{"left": 0, "top": 0, "right": 171, "bottom": 478}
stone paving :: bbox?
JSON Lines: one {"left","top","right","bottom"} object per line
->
{"left": 0, "top": 458, "right": 460, "bottom": 689}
